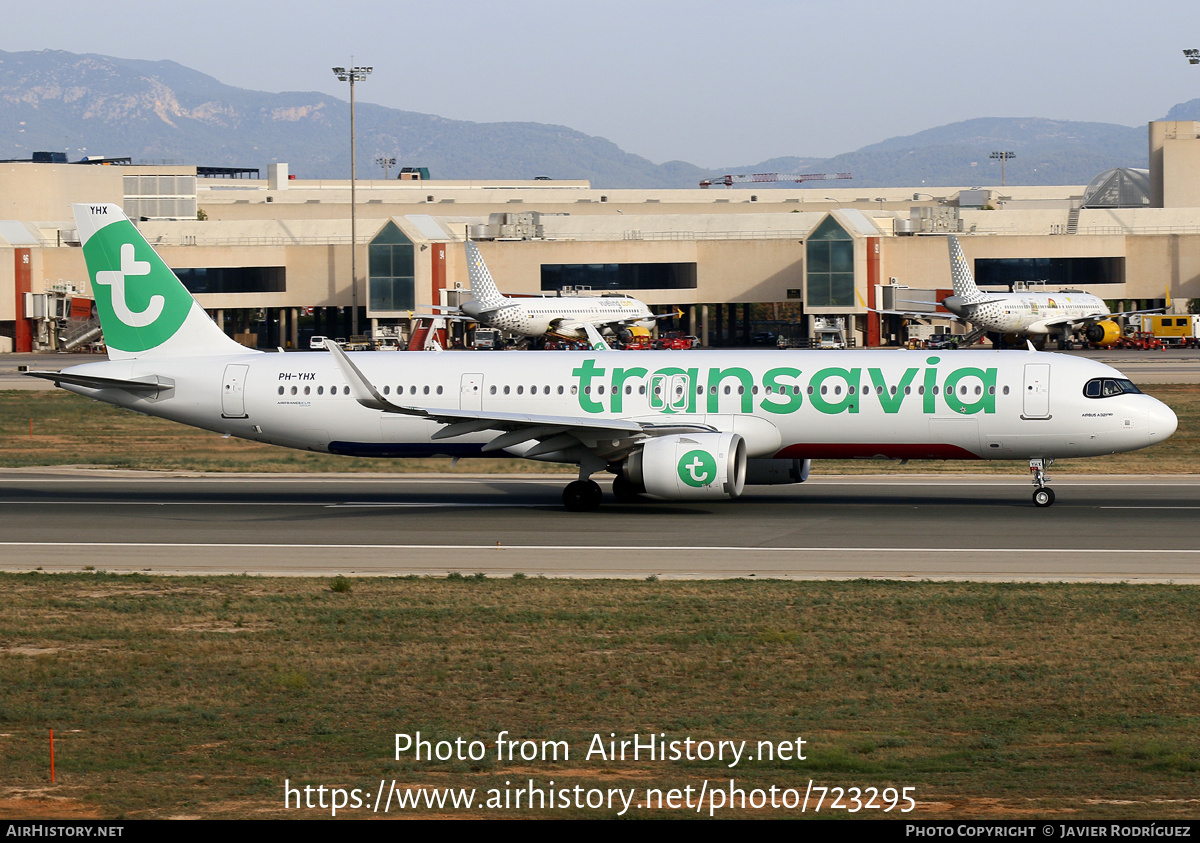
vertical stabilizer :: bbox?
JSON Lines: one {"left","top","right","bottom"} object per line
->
{"left": 72, "top": 204, "right": 253, "bottom": 360}
{"left": 947, "top": 235, "right": 987, "bottom": 304}
{"left": 464, "top": 241, "right": 508, "bottom": 309}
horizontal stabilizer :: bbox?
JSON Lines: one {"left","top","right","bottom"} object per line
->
{"left": 25, "top": 371, "right": 172, "bottom": 393}
{"left": 474, "top": 302, "right": 522, "bottom": 315}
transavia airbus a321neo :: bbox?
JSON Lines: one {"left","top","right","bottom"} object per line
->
{"left": 31, "top": 204, "right": 1178, "bottom": 510}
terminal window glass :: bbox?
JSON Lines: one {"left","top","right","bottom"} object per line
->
{"left": 975, "top": 256, "right": 1125, "bottom": 286}
{"left": 540, "top": 263, "right": 697, "bottom": 291}
{"left": 176, "top": 266, "right": 284, "bottom": 294}
{"left": 806, "top": 217, "right": 854, "bottom": 307}
{"left": 368, "top": 222, "right": 415, "bottom": 312}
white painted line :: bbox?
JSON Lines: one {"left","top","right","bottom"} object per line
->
{"left": 0, "top": 501, "right": 327, "bottom": 506}
{"left": 0, "top": 500, "right": 545, "bottom": 508}
{"left": 327, "top": 503, "right": 546, "bottom": 508}
{"left": 0, "top": 476, "right": 563, "bottom": 485}
{"left": 1, "top": 542, "right": 1198, "bottom": 554}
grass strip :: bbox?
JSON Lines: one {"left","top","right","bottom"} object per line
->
{"left": 0, "top": 575, "right": 1197, "bottom": 819}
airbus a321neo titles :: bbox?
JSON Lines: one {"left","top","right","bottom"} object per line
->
{"left": 30, "top": 204, "right": 1178, "bottom": 510}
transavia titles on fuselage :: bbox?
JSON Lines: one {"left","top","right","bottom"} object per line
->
{"left": 432, "top": 241, "right": 673, "bottom": 342}
{"left": 29, "top": 204, "right": 1177, "bottom": 510}
{"left": 939, "top": 234, "right": 1158, "bottom": 347}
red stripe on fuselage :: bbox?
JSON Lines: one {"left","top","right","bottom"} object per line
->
{"left": 775, "top": 443, "right": 981, "bottom": 460}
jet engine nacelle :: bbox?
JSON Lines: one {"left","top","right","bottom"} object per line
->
{"left": 1085, "top": 320, "right": 1123, "bottom": 347}
{"left": 625, "top": 432, "right": 747, "bottom": 500}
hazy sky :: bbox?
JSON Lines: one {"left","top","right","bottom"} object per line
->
{"left": 4, "top": 0, "right": 1198, "bottom": 167}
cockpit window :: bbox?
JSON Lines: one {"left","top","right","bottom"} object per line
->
{"left": 1083, "top": 378, "right": 1142, "bottom": 398}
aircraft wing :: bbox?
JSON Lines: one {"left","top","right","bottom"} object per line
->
{"left": 552, "top": 309, "right": 682, "bottom": 333}
{"left": 1037, "top": 305, "right": 1166, "bottom": 334}
{"left": 325, "top": 341, "right": 712, "bottom": 461}
{"left": 1102, "top": 305, "right": 1168, "bottom": 319}
{"left": 24, "top": 371, "right": 173, "bottom": 394}
{"left": 1057, "top": 315, "right": 1104, "bottom": 329}
{"left": 1033, "top": 311, "right": 1127, "bottom": 333}
{"left": 870, "top": 306, "right": 963, "bottom": 322}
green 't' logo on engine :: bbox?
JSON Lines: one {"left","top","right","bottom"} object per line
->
{"left": 678, "top": 450, "right": 717, "bottom": 488}
{"left": 83, "top": 219, "right": 193, "bottom": 352}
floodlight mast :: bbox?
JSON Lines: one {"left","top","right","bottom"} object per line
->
{"left": 1184, "top": 49, "right": 1200, "bottom": 65}
{"left": 990, "top": 150, "right": 1016, "bottom": 187}
{"left": 332, "top": 63, "right": 373, "bottom": 336}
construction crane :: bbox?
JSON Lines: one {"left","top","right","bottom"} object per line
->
{"left": 699, "top": 172, "right": 852, "bottom": 188}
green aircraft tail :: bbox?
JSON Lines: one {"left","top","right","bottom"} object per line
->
{"left": 72, "top": 203, "right": 251, "bottom": 360}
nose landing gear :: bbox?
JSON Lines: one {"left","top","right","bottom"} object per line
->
{"left": 1030, "top": 458, "right": 1055, "bottom": 507}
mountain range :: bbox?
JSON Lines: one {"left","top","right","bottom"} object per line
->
{"left": 0, "top": 49, "right": 1186, "bottom": 189}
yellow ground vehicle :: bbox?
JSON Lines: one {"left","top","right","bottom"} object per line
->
{"left": 1137, "top": 315, "right": 1200, "bottom": 347}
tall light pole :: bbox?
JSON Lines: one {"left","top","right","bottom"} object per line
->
{"left": 333, "top": 62, "right": 372, "bottom": 336}
{"left": 376, "top": 156, "right": 396, "bottom": 179}
{"left": 990, "top": 151, "right": 1015, "bottom": 187}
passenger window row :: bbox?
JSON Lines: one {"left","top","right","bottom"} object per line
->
{"left": 489, "top": 385, "right": 574, "bottom": 396}
{"left": 278, "top": 385, "right": 349, "bottom": 396}
{"left": 277, "top": 381, "right": 1012, "bottom": 400}
{"left": 276, "top": 384, "right": 449, "bottom": 397}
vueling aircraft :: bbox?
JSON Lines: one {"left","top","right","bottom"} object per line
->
{"left": 941, "top": 235, "right": 1158, "bottom": 347}
{"left": 432, "top": 242, "right": 677, "bottom": 342}
{"left": 30, "top": 204, "right": 1177, "bottom": 510}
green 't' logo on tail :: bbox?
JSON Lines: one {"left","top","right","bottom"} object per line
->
{"left": 83, "top": 218, "right": 194, "bottom": 353}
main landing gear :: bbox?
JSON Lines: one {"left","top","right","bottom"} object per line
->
{"left": 563, "top": 479, "right": 603, "bottom": 512}
{"left": 1030, "top": 458, "right": 1055, "bottom": 507}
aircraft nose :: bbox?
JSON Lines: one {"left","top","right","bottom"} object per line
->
{"left": 1147, "top": 397, "right": 1178, "bottom": 442}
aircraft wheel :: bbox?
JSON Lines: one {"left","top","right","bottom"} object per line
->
{"left": 1032, "top": 488, "right": 1055, "bottom": 508}
{"left": 611, "top": 475, "right": 645, "bottom": 502}
{"left": 563, "top": 479, "right": 603, "bottom": 512}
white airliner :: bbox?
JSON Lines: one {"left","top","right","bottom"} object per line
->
{"left": 940, "top": 235, "right": 1157, "bottom": 347}
{"left": 434, "top": 242, "right": 677, "bottom": 342}
{"left": 30, "top": 204, "right": 1177, "bottom": 510}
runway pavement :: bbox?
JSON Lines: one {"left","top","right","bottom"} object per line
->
{"left": 1, "top": 470, "right": 1197, "bottom": 582}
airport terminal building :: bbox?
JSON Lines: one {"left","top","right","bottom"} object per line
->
{"left": 3, "top": 120, "right": 1200, "bottom": 352}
